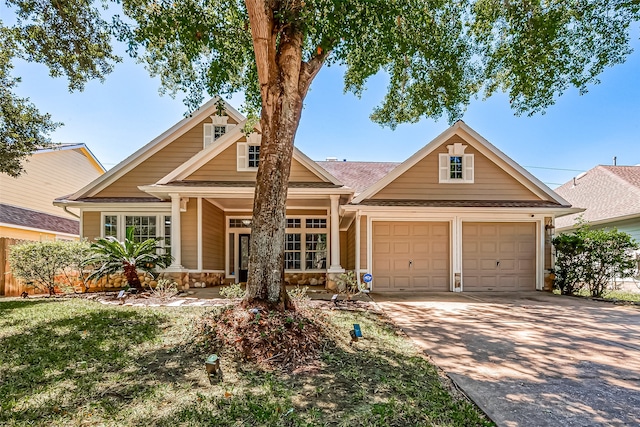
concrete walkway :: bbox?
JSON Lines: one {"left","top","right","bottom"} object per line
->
{"left": 373, "top": 292, "right": 640, "bottom": 427}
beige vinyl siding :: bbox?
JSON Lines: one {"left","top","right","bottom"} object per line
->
{"left": 0, "top": 148, "right": 103, "bottom": 218}
{"left": 181, "top": 198, "right": 198, "bottom": 269}
{"left": 372, "top": 136, "right": 540, "bottom": 201}
{"left": 83, "top": 211, "right": 101, "bottom": 241}
{"left": 95, "top": 117, "right": 219, "bottom": 197}
{"left": 286, "top": 209, "right": 328, "bottom": 216}
{"left": 346, "top": 220, "right": 356, "bottom": 270}
{"left": 186, "top": 142, "right": 326, "bottom": 183}
{"left": 360, "top": 215, "right": 367, "bottom": 270}
{"left": 340, "top": 230, "right": 347, "bottom": 268}
{"left": 202, "top": 199, "right": 224, "bottom": 270}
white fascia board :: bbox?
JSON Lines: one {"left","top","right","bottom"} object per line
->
{"left": 293, "top": 148, "right": 343, "bottom": 185}
{"left": 0, "top": 222, "right": 79, "bottom": 238}
{"left": 157, "top": 121, "right": 247, "bottom": 184}
{"left": 341, "top": 204, "right": 582, "bottom": 216}
{"left": 54, "top": 199, "right": 171, "bottom": 211}
{"left": 70, "top": 97, "right": 247, "bottom": 200}
{"left": 139, "top": 185, "right": 353, "bottom": 199}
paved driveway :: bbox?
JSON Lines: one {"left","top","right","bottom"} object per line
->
{"left": 373, "top": 292, "right": 640, "bottom": 427}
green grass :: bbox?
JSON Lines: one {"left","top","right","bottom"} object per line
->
{"left": 603, "top": 290, "right": 640, "bottom": 302}
{"left": 0, "top": 298, "right": 492, "bottom": 426}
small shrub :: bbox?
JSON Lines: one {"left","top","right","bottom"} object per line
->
{"left": 219, "top": 283, "right": 246, "bottom": 299}
{"left": 553, "top": 221, "right": 638, "bottom": 297}
{"left": 150, "top": 279, "right": 179, "bottom": 300}
{"left": 287, "top": 285, "right": 309, "bottom": 301}
{"left": 335, "top": 271, "right": 365, "bottom": 298}
{"left": 9, "top": 240, "right": 90, "bottom": 295}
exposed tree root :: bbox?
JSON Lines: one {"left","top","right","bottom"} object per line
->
{"left": 201, "top": 302, "right": 330, "bottom": 372}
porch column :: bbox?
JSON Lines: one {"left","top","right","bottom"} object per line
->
{"left": 167, "top": 193, "right": 183, "bottom": 270}
{"left": 328, "top": 194, "right": 344, "bottom": 273}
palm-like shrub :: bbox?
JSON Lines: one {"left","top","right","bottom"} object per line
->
{"left": 83, "top": 228, "right": 172, "bottom": 290}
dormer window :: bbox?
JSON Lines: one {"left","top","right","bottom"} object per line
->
{"left": 439, "top": 142, "right": 474, "bottom": 183}
{"left": 237, "top": 133, "right": 261, "bottom": 171}
{"left": 203, "top": 114, "right": 235, "bottom": 149}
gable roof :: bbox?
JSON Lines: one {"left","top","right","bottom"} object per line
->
{"left": 317, "top": 161, "right": 400, "bottom": 194}
{"left": 555, "top": 165, "right": 640, "bottom": 230}
{"left": 67, "top": 97, "right": 244, "bottom": 200}
{"left": 351, "top": 121, "right": 571, "bottom": 206}
{"left": 0, "top": 203, "right": 79, "bottom": 235}
{"left": 37, "top": 143, "right": 105, "bottom": 174}
{"left": 157, "top": 124, "right": 343, "bottom": 186}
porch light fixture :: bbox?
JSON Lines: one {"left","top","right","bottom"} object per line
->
{"left": 241, "top": 219, "right": 252, "bottom": 227}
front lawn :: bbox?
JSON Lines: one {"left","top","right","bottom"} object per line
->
{"left": 0, "top": 298, "right": 492, "bottom": 426}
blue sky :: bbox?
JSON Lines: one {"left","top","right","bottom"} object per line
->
{"left": 12, "top": 37, "right": 640, "bottom": 189}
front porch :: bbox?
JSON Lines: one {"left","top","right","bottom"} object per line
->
{"left": 142, "top": 184, "right": 352, "bottom": 288}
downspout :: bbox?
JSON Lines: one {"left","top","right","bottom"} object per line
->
{"left": 63, "top": 206, "right": 80, "bottom": 219}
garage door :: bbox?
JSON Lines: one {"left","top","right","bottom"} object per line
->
{"left": 373, "top": 221, "right": 450, "bottom": 291}
{"left": 462, "top": 222, "right": 536, "bottom": 291}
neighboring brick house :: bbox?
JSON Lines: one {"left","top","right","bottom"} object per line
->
{"left": 55, "top": 98, "right": 578, "bottom": 292}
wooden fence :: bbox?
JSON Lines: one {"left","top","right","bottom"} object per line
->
{"left": 0, "top": 238, "right": 27, "bottom": 296}
{"left": 1, "top": 238, "right": 86, "bottom": 296}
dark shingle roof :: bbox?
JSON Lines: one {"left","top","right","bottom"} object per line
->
{"left": 555, "top": 165, "right": 640, "bottom": 229}
{"left": 356, "top": 200, "right": 565, "bottom": 208}
{"left": 0, "top": 204, "right": 79, "bottom": 235}
{"left": 317, "top": 161, "right": 400, "bottom": 194}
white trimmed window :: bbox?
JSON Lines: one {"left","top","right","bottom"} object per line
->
{"left": 237, "top": 142, "right": 260, "bottom": 171}
{"left": 227, "top": 216, "right": 327, "bottom": 275}
{"left": 439, "top": 142, "right": 474, "bottom": 183}
{"left": 102, "top": 213, "right": 171, "bottom": 255}
{"left": 203, "top": 115, "right": 235, "bottom": 148}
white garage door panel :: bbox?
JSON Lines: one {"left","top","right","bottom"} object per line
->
{"left": 373, "top": 221, "right": 450, "bottom": 291}
{"left": 463, "top": 222, "right": 536, "bottom": 292}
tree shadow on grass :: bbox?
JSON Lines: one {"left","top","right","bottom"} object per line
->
{"left": 130, "top": 311, "right": 491, "bottom": 427}
{"left": 0, "top": 299, "right": 168, "bottom": 424}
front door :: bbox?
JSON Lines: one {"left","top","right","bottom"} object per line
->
{"left": 239, "top": 234, "right": 250, "bottom": 283}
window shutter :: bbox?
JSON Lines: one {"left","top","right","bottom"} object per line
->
{"left": 439, "top": 154, "right": 449, "bottom": 182}
{"left": 237, "top": 142, "right": 248, "bottom": 170}
{"left": 463, "top": 154, "right": 474, "bottom": 182}
{"left": 203, "top": 124, "right": 213, "bottom": 148}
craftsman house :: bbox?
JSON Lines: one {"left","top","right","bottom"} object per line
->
{"left": 55, "top": 98, "right": 577, "bottom": 292}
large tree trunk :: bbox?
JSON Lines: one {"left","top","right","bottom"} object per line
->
{"left": 242, "top": 1, "right": 325, "bottom": 310}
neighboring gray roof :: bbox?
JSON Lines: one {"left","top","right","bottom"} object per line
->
{"left": 0, "top": 204, "right": 79, "bottom": 235}
{"left": 356, "top": 200, "right": 565, "bottom": 208}
{"left": 317, "top": 161, "right": 400, "bottom": 194}
{"left": 555, "top": 165, "right": 640, "bottom": 230}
